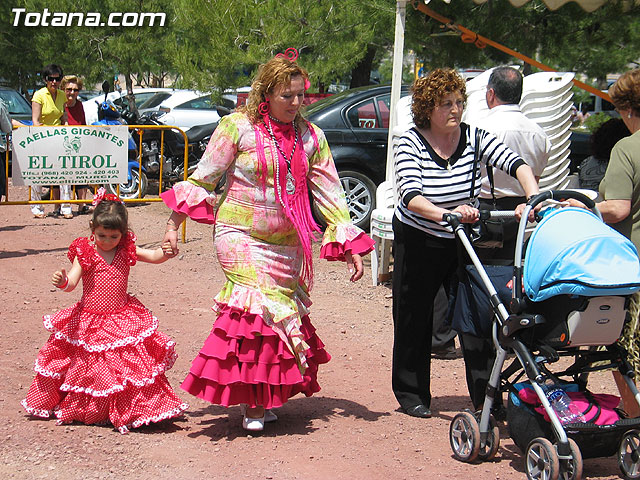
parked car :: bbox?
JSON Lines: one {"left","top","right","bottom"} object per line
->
{"left": 0, "top": 86, "right": 32, "bottom": 123}
{"left": 305, "top": 84, "right": 410, "bottom": 230}
{"left": 153, "top": 91, "right": 230, "bottom": 131}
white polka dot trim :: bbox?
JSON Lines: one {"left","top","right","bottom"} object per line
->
{"left": 43, "top": 315, "right": 159, "bottom": 352}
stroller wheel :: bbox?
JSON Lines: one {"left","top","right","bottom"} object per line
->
{"left": 449, "top": 411, "right": 480, "bottom": 463}
{"left": 525, "top": 437, "right": 560, "bottom": 480}
{"left": 477, "top": 414, "right": 500, "bottom": 461}
{"left": 618, "top": 429, "right": 640, "bottom": 479}
{"left": 557, "top": 438, "right": 582, "bottom": 480}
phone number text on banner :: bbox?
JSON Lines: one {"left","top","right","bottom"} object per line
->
{"left": 12, "top": 125, "right": 130, "bottom": 186}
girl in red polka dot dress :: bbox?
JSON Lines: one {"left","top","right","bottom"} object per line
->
{"left": 21, "top": 188, "right": 188, "bottom": 433}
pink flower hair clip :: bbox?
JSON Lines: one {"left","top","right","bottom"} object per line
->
{"left": 92, "top": 187, "right": 123, "bottom": 206}
{"left": 275, "top": 48, "right": 311, "bottom": 91}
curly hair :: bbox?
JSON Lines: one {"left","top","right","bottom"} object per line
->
{"left": 411, "top": 68, "right": 467, "bottom": 129}
{"left": 609, "top": 69, "right": 640, "bottom": 116}
{"left": 91, "top": 200, "right": 129, "bottom": 237}
{"left": 238, "top": 56, "right": 309, "bottom": 129}
{"left": 60, "top": 75, "right": 84, "bottom": 91}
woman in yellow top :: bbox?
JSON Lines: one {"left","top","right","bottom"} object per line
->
{"left": 30, "top": 64, "right": 72, "bottom": 219}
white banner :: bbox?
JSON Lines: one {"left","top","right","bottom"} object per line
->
{"left": 11, "top": 125, "right": 130, "bottom": 186}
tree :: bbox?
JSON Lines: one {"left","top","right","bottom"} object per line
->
{"left": 1, "top": 0, "right": 179, "bottom": 110}
{"left": 403, "top": 0, "right": 640, "bottom": 83}
{"left": 170, "top": 0, "right": 395, "bottom": 94}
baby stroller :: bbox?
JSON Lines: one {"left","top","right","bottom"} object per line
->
{"left": 445, "top": 190, "right": 640, "bottom": 480}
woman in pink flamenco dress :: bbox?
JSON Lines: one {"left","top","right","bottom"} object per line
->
{"left": 22, "top": 190, "right": 188, "bottom": 433}
{"left": 162, "top": 50, "right": 374, "bottom": 431}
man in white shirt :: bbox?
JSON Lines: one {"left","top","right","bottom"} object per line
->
{"left": 478, "top": 66, "right": 552, "bottom": 261}
{"left": 461, "top": 67, "right": 551, "bottom": 412}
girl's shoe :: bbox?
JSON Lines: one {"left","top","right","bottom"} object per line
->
{"left": 63, "top": 213, "right": 73, "bottom": 219}
{"left": 33, "top": 212, "right": 46, "bottom": 219}
{"left": 242, "top": 414, "right": 265, "bottom": 431}
{"left": 265, "top": 409, "right": 278, "bottom": 423}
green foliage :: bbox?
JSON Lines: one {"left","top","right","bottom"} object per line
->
{"left": 404, "top": 0, "right": 640, "bottom": 85}
{"left": 2, "top": 0, "right": 640, "bottom": 102}
{"left": 170, "top": 0, "right": 395, "bottom": 93}
{"left": 584, "top": 112, "right": 614, "bottom": 133}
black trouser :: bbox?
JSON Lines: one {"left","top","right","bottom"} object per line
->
{"left": 432, "top": 285, "right": 456, "bottom": 348}
{"left": 392, "top": 216, "right": 457, "bottom": 410}
{"left": 459, "top": 332, "right": 502, "bottom": 410}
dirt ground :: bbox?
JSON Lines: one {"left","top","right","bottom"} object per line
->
{"left": 0, "top": 187, "right": 624, "bottom": 480}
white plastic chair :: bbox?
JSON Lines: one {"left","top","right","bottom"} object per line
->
{"left": 370, "top": 180, "right": 395, "bottom": 285}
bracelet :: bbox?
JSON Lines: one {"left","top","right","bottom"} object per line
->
{"left": 166, "top": 228, "right": 178, "bottom": 232}
{"left": 57, "top": 276, "right": 69, "bottom": 289}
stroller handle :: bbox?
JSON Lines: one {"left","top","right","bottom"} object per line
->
{"left": 527, "top": 190, "right": 596, "bottom": 210}
{"left": 442, "top": 210, "right": 515, "bottom": 226}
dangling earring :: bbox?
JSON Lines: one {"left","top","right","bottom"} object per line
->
{"left": 629, "top": 113, "right": 633, "bottom": 119}
{"left": 259, "top": 101, "right": 270, "bottom": 115}
{"left": 90, "top": 233, "right": 95, "bottom": 242}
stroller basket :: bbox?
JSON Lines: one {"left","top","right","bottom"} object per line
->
{"left": 507, "top": 385, "right": 640, "bottom": 459}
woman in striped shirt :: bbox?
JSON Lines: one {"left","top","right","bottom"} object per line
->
{"left": 391, "top": 68, "right": 539, "bottom": 418}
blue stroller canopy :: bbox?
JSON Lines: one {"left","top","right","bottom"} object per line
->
{"left": 524, "top": 207, "right": 640, "bottom": 302}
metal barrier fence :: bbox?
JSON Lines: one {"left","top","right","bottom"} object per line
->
{"left": 1, "top": 124, "right": 191, "bottom": 237}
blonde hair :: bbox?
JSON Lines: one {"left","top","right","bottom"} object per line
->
{"left": 60, "top": 75, "right": 84, "bottom": 90}
{"left": 239, "top": 56, "right": 309, "bottom": 129}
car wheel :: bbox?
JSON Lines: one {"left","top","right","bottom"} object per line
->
{"left": 311, "top": 169, "right": 377, "bottom": 231}
{"left": 339, "top": 170, "right": 377, "bottom": 231}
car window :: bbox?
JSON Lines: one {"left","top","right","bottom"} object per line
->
{"left": 377, "top": 94, "right": 391, "bottom": 128}
{"left": 347, "top": 99, "right": 379, "bottom": 129}
{"left": 0, "top": 89, "right": 31, "bottom": 115}
{"left": 130, "top": 92, "right": 165, "bottom": 108}
{"left": 177, "top": 95, "right": 215, "bottom": 110}
{"left": 139, "top": 92, "right": 172, "bottom": 109}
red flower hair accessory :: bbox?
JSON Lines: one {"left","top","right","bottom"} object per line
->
{"left": 275, "top": 48, "right": 299, "bottom": 62}
{"left": 275, "top": 48, "right": 311, "bottom": 91}
{"left": 92, "top": 187, "right": 123, "bottom": 206}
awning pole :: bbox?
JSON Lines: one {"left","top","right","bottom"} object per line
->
{"left": 386, "top": 0, "right": 408, "bottom": 183}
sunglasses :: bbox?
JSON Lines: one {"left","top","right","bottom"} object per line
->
{"left": 65, "top": 88, "right": 79, "bottom": 92}
{"left": 46, "top": 76, "right": 62, "bottom": 82}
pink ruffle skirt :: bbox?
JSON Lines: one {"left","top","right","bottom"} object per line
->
{"left": 180, "top": 306, "right": 330, "bottom": 409}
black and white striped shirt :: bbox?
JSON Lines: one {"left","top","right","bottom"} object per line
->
{"left": 394, "top": 123, "right": 525, "bottom": 238}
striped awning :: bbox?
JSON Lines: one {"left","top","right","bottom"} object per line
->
{"left": 471, "top": 0, "right": 636, "bottom": 12}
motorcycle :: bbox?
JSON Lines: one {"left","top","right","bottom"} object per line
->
{"left": 125, "top": 109, "right": 224, "bottom": 190}
{"left": 93, "top": 82, "right": 147, "bottom": 199}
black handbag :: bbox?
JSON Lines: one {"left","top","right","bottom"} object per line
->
{"left": 468, "top": 128, "right": 504, "bottom": 249}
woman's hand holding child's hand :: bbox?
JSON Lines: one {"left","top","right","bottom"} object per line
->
{"left": 162, "top": 241, "right": 177, "bottom": 258}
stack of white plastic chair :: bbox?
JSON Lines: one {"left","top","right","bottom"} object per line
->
{"left": 521, "top": 72, "right": 575, "bottom": 190}
{"left": 463, "top": 69, "right": 575, "bottom": 191}
{"left": 370, "top": 179, "right": 395, "bottom": 285}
